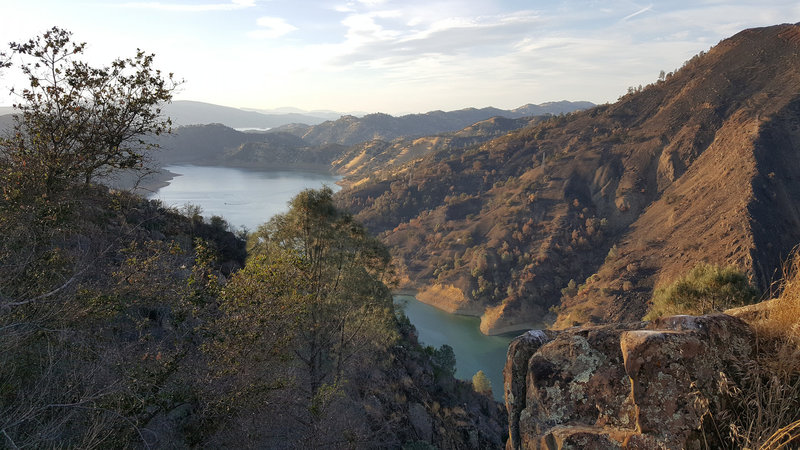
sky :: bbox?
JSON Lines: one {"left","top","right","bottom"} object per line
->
{"left": 0, "top": 0, "right": 798, "bottom": 115}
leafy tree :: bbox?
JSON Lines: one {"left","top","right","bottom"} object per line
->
{"left": 1, "top": 26, "right": 177, "bottom": 193}
{"left": 645, "top": 263, "right": 759, "bottom": 319}
{"left": 0, "top": 28, "right": 183, "bottom": 448}
{"left": 430, "top": 344, "right": 457, "bottom": 379}
{"left": 472, "top": 370, "right": 492, "bottom": 396}
{"left": 204, "top": 187, "right": 398, "bottom": 445}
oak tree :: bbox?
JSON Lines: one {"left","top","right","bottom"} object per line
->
{"left": 1, "top": 26, "right": 177, "bottom": 194}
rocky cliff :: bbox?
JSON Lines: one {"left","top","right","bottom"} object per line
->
{"left": 503, "top": 314, "right": 756, "bottom": 449}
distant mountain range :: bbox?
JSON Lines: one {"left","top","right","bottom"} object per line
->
{"left": 151, "top": 101, "right": 593, "bottom": 168}
{"left": 273, "top": 101, "right": 595, "bottom": 147}
{"left": 162, "top": 100, "right": 334, "bottom": 128}
{"left": 2, "top": 100, "right": 595, "bottom": 135}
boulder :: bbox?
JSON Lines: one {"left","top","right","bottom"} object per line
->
{"left": 504, "top": 314, "right": 755, "bottom": 449}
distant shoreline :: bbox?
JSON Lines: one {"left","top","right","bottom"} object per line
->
{"left": 133, "top": 168, "right": 181, "bottom": 195}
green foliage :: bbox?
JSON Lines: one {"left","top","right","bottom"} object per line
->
{"left": 1, "top": 26, "right": 177, "bottom": 192}
{"left": 429, "top": 344, "right": 457, "bottom": 380}
{"left": 472, "top": 370, "right": 492, "bottom": 396}
{"left": 203, "top": 187, "right": 399, "bottom": 444}
{"left": 561, "top": 278, "right": 578, "bottom": 297}
{"left": 645, "top": 263, "right": 759, "bottom": 320}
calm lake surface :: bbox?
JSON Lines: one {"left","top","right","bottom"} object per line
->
{"left": 149, "top": 165, "right": 341, "bottom": 230}
{"left": 396, "top": 295, "right": 514, "bottom": 400}
{"left": 150, "top": 165, "right": 516, "bottom": 401}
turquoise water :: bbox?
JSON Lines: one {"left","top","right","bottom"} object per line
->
{"left": 149, "top": 165, "right": 517, "bottom": 401}
{"left": 396, "top": 295, "right": 515, "bottom": 401}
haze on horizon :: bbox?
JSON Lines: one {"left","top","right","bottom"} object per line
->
{"left": 1, "top": 0, "right": 798, "bottom": 115}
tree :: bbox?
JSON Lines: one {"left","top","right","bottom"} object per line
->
{"left": 1, "top": 27, "right": 177, "bottom": 193}
{"left": 248, "top": 187, "right": 397, "bottom": 392}
{"left": 430, "top": 344, "right": 457, "bottom": 379}
{"left": 204, "top": 187, "right": 398, "bottom": 445}
{"left": 472, "top": 370, "right": 492, "bottom": 396}
{"left": 0, "top": 29, "right": 182, "bottom": 448}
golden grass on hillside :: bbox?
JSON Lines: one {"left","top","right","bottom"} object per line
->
{"left": 749, "top": 253, "right": 800, "bottom": 346}
{"left": 721, "top": 252, "right": 800, "bottom": 449}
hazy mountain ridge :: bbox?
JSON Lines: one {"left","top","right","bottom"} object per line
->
{"left": 335, "top": 23, "right": 800, "bottom": 334}
{"left": 163, "top": 100, "right": 334, "bottom": 128}
{"left": 0, "top": 113, "right": 13, "bottom": 132}
{"left": 270, "top": 102, "right": 594, "bottom": 147}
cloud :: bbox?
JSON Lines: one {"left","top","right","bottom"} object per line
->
{"left": 330, "top": 10, "right": 542, "bottom": 67}
{"left": 118, "top": 0, "right": 255, "bottom": 12}
{"left": 248, "top": 17, "right": 298, "bottom": 39}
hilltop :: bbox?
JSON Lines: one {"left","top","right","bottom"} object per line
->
{"left": 335, "top": 23, "right": 800, "bottom": 334}
{"left": 272, "top": 102, "right": 593, "bottom": 147}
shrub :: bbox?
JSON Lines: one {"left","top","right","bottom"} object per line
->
{"left": 645, "top": 263, "right": 759, "bottom": 320}
{"left": 472, "top": 370, "right": 492, "bottom": 396}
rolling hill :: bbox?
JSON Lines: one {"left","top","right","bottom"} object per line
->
{"left": 271, "top": 102, "right": 593, "bottom": 147}
{"left": 162, "top": 100, "right": 333, "bottom": 128}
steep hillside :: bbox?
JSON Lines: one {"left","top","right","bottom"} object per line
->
{"left": 336, "top": 23, "right": 800, "bottom": 334}
{"left": 333, "top": 116, "right": 543, "bottom": 185}
{"left": 273, "top": 102, "right": 592, "bottom": 147}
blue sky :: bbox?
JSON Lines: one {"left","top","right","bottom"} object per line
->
{"left": 1, "top": 1, "right": 798, "bottom": 114}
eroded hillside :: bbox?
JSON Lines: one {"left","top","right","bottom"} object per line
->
{"left": 336, "top": 23, "right": 800, "bottom": 334}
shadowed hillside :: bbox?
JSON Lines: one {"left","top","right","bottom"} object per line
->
{"left": 336, "top": 23, "right": 800, "bottom": 334}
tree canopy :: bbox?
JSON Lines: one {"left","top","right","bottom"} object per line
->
{"left": 1, "top": 26, "right": 177, "bottom": 193}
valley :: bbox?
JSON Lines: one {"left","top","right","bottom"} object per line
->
{"left": 4, "top": 17, "right": 800, "bottom": 449}
{"left": 143, "top": 24, "right": 800, "bottom": 339}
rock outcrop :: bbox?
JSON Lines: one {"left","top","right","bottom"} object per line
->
{"left": 504, "top": 314, "right": 755, "bottom": 449}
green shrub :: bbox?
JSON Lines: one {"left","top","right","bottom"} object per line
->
{"left": 645, "top": 263, "right": 759, "bottom": 320}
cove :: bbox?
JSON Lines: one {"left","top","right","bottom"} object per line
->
{"left": 149, "top": 165, "right": 515, "bottom": 401}
{"left": 396, "top": 295, "right": 513, "bottom": 401}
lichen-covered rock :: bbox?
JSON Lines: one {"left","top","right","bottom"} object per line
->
{"left": 621, "top": 314, "right": 754, "bottom": 448}
{"left": 517, "top": 324, "right": 645, "bottom": 449}
{"left": 504, "top": 314, "right": 755, "bottom": 449}
{"left": 504, "top": 329, "right": 558, "bottom": 449}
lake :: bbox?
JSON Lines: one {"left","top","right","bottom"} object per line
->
{"left": 149, "top": 165, "right": 341, "bottom": 230}
{"left": 149, "top": 165, "right": 516, "bottom": 401}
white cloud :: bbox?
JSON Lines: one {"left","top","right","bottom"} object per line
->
{"left": 248, "top": 17, "right": 298, "bottom": 39}
{"left": 119, "top": 0, "right": 255, "bottom": 12}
